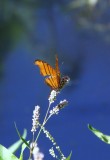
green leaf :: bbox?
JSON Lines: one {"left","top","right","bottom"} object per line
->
{"left": 65, "top": 151, "right": 72, "bottom": 160}
{"left": 88, "top": 124, "right": 110, "bottom": 144}
{"left": 8, "top": 129, "right": 27, "bottom": 153}
{"left": 0, "top": 144, "right": 19, "bottom": 160}
{"left": 14, "top": 123, "right": 30, "bottom": 149}
{"left": 19, "top": 142, "right": 29, "bottom": 160}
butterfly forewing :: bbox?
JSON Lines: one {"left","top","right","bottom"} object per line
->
{"left": 55, "top": 55, "right": 60, "bottom": 76}
{"left": 34, "top": 58, "right": 60, "bottom": 90}
{"left": 35, "top": 60, "right": 56, "bottom": 76}
{"left": 55, "top": 55, "right": 61, "bottom": 89}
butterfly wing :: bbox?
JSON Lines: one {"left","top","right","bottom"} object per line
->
{"left": 55, "top": 55, "right": 60, "bottom": 76}
{"left": 46, "top": 55, "right": 61, "bottom": 90}
{"left": 55, "top": 55, "right": 61, "bottom": 89}
{"left": 34, "top": 60, "right": 56, "bottom": 76}
{"left": 35, "top": 58, "right": 60, "bottom": 90}
{"left": 45, "top": 76, "right": 59, "bottom": 90}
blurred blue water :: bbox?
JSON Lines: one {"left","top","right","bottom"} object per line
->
{"left": 1, "top": 43, "right": 110, "bottom": 160}
{"left": 1, "top": 5, "right": 110, "bottom": 160}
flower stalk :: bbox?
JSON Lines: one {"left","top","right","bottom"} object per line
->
{"left": 31, "top": 89, "right": 69, "bottom": 159}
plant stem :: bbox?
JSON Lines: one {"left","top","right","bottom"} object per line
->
{"left": 35, "top": 102, "right": 51, "bottom": 142}
{"left": 43, "top": 102, "right": 51, "bottom": 123}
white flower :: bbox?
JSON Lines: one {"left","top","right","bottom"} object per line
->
{"left": 49, "top": 99, "right": 68, "bottom": 115}
{"left": 58, "top": 99, "right": 68, "bottom": 109}
{"left": 49, "top": 107, "right": 59, "bottom": 115}
{"left": 49, "top": 147, "right": 56, "bottom": 158}
{"left": 48, "top": 90, "right": 59, "bottom": 104}
{"left": 31, "top": 106, "right": 40, "bottom": 133}
{"left": 61, "top": 157, "right": 66, "bottom": 160}
{"left": 30, "top": 142, "right": 44, "bottom": 160}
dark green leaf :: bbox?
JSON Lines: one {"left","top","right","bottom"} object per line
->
{"left": 8, "top": 129, "right": 27, "bottom": 153}
{"left": 14, "top": 123, "right": 30, "bottom": 149}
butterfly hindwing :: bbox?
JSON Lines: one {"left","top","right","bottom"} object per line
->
{"left": 45, "top": 76, "right": 59, "bottom": 90}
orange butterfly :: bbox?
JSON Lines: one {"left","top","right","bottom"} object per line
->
{"left": 34, "top": 55, "right": 70, "bottom": 91}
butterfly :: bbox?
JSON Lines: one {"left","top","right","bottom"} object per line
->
{"left": 34, "top": 55, "right": 70, "bottom": 91}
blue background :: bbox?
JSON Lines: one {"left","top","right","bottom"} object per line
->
{"left": 0, "top": 1, "right": 110, "bottom": 159}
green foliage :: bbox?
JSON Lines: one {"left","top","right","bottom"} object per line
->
{"left": 14, "top": 123, "right": 30, "bottom": 149}
{"left": 0, "top": 129, "right": 28, "bottom": 160}
{"left": 66, "top": 151, "right": 72, "bottom": 160}
{"left": 19, "top": 143, "right": 28, "bottom": 160}
{"left": 88, "top": 124, "right": 110, "bottom": 144}
{"left": 0, "top": 144, "right": 19, "bottom": 160}
{"left": 8, "top": 129, "right": 27, "bottom": 154}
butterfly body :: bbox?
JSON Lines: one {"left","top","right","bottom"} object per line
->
{"left": 34, "top": 56, "right": 70, "bottom": 91}
{"left": 59, "top": 76, "right": 70, "bottom": 91}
